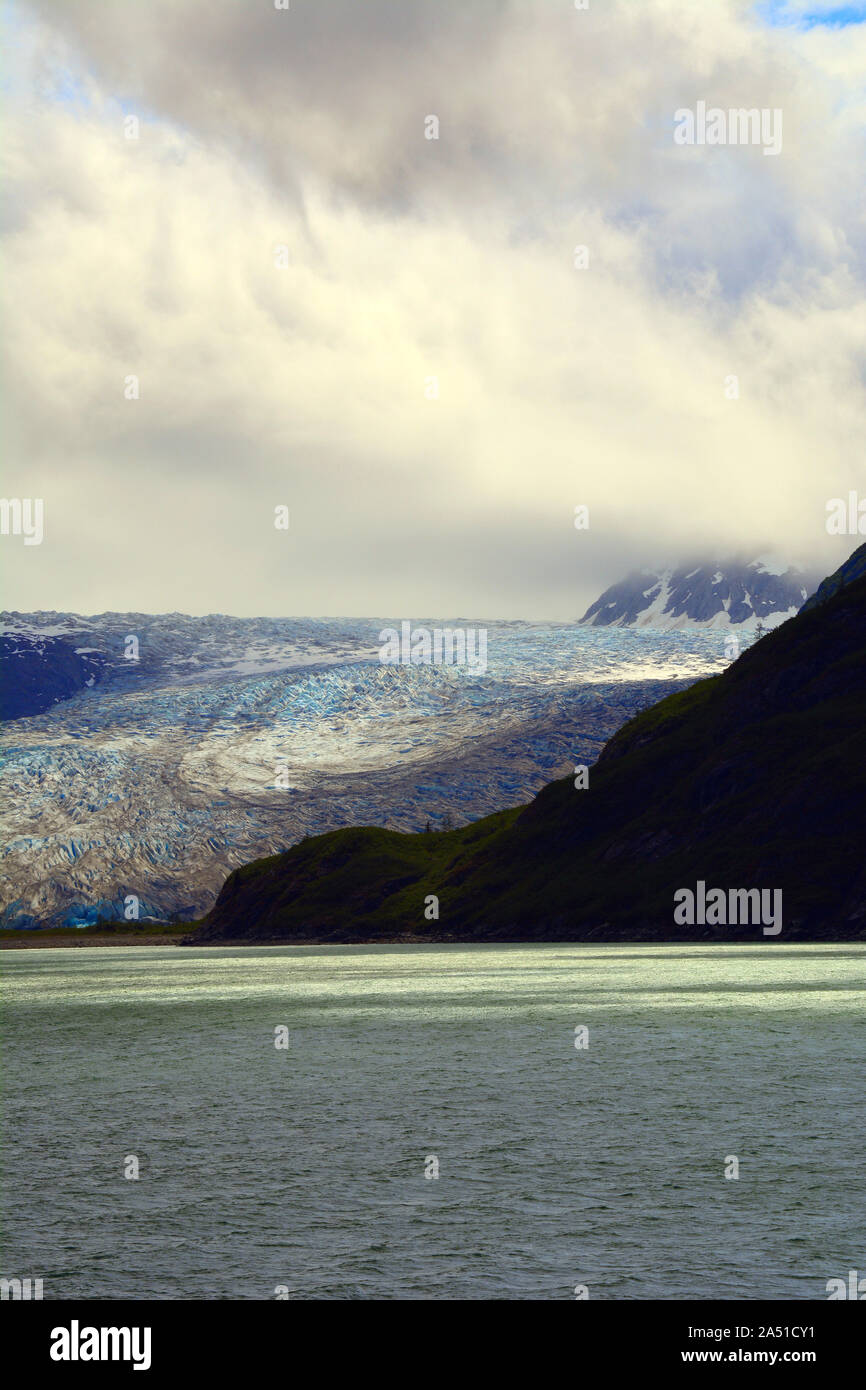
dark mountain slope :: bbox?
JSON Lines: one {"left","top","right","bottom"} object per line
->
{"left": 0, "top": 634, "right": 105, "bottom": 721}
{"left": 800, "top": 540, "right": 866, "bottom": 613}
{"left": 193, "top": 567, "right": 866, "bottom": 944}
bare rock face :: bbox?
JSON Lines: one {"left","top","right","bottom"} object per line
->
{"left": 581, "top": 557, "right": 820, "bottom": 630}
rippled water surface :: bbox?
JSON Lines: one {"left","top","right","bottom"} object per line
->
{"left": 3, "top": 943, "right": 865, "bottom": 1299}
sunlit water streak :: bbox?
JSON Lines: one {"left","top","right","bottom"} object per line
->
{"left": 3, "top": 943, "right": 864, "bottom": 1300}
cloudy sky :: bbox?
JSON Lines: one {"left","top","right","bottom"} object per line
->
{"left": 2, "top": 0, "right": 866, "bottom": 618}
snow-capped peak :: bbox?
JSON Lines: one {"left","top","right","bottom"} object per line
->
{"left": 580, "top": 558, "right": 821, "bottom": 631}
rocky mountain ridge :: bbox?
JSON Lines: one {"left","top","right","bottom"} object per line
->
{"left": 581, "top": 557, "right": 819, "bottom": 630}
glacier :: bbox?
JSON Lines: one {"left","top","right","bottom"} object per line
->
{"left": 0, "top": 612, "right": 740, "bottom": 928}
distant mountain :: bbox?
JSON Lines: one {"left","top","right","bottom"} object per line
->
{"left": 0, "top": 633, "right": 105, "bottom": 721}
{"left": 580, "top": 558, "right": 819, "bottom": 630}
{"left": 192, "top": 547, "right": 866, "bottom": 943}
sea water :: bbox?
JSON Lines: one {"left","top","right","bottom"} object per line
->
{"left": 2, "top": 943, "right": 864, "bottom": 1300}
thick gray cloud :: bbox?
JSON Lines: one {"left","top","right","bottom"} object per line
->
{"left": 2, "top": 0, "right": 865, "bottom": 616}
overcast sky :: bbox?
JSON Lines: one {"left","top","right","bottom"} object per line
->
{"left": 2, "top": 0, "right": 866, "bottom": 618}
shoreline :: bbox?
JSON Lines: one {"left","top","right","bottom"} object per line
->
{"left": 3, "top": 932, "right": 865, "bottom": 949}
{"left": 0, "top": 931, "right": 192, "bottom": 949}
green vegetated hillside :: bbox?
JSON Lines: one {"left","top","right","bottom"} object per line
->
{"left": 191, "top": 545, "right": 866, "bottom": 944}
